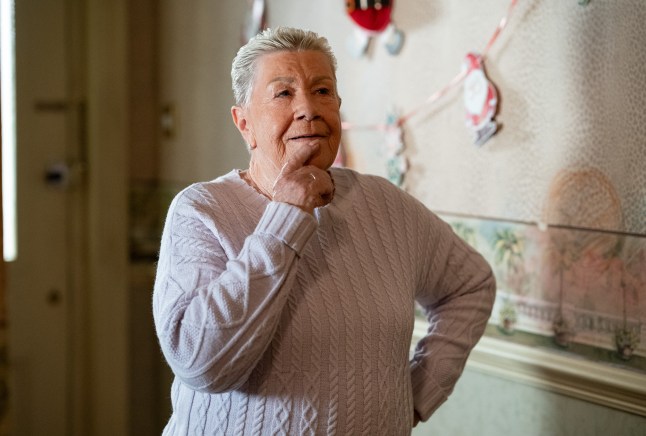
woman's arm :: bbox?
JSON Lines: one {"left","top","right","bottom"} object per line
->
{"left": 153, "top": 186, "right": 316, "bottom": 393}
{"left": 410, "top": 215, "right": 496, "bottom": 422}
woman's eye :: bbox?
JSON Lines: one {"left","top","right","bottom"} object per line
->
{"left": 316, "top": 88, "right": 331, "bottom": 95}
{"left": 275, "top": 90, "right": 291, "bottom": 98}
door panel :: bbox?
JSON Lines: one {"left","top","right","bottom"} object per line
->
{"left": 8, "top": 0, "right": 77, "bottom": 434}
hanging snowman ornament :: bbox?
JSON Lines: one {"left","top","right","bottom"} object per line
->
{"left": 345, "top": 0, "right": 405, "bottom": 58}
{"left": 462, "top": 52, "right": 499, "bottom": 146}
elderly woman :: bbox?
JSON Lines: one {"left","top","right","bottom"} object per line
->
{"left": 153, "top": 27, "right": 495, "bottom": 435}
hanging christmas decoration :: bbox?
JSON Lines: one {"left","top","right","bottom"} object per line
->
{"left": 342, "top": 0, "right": 518, "bottom": 145}
{"left": 345, "top": 0, "right": 405, "bottom": 58}
{"left": 463, "top": 52, "right": 500, "bottom": 147}
{"left": 241, "top": 0, "right": 267, "bottom": 45}
{"left": 384, "top": 110, "right": 408, "bottom": 186}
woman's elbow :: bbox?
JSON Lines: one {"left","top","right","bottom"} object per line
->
{"left": 158, "top": 338, "right": 254, "bottom": 394}
{"left": 169, "top": 362, "right": 253, "bottom": 394}
{"left": 480, "top": 267, "right": 497, "bottom": 315}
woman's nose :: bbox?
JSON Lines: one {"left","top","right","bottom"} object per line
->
{"left": 294, "top": 93, "right": 320, "bottom": 121}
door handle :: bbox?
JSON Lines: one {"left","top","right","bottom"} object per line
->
{"left": 44, "top": 162, "right": 70, "bottom": 187}
{"left": 44, "top": 161, "right": 86, "bottom": 188}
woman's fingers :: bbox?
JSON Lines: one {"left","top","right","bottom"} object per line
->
{"left": 273, "top": 167, "right": 334, "bottom": 214}
{"left": 305, "top": 167, "right": 335, "bottom": 209}
{"left": 276, "top": 142, "right": 319, "bottom": 179}
{"left": 272, "top": 143, "right": 335, "bottom": 214}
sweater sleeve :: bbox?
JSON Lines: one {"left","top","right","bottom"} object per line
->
{"left": 152, "top": 185, "right": 317, "bottom": 393}
{"left": 410, "top": 213, "right": 496, "bottom": 421}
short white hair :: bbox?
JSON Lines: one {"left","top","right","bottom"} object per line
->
{"left": 231, "top": 27, "right": 338, "bottom": 107}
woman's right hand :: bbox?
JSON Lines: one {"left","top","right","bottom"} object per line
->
{"left": 272, "top": 142, "right": 335, "bottom": 214}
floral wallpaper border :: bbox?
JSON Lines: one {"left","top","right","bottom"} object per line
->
{"left": 431, "top": 213, "right": 646, "bottom": 373}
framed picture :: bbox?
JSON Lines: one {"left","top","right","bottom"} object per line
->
{"left": 412, "top": 213, "right": 646, "bottom": 417}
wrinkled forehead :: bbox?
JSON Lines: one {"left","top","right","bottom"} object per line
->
{"left": 253, "top": 50, "right": 336, "bottom": 84}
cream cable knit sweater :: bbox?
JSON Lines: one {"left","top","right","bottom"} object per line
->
{"left": 153, "top": 167, "right": 495, "bottom": 436}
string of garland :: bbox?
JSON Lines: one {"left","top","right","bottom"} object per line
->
{"left": 340, "top": 0, "right": 519, "bottom": 186}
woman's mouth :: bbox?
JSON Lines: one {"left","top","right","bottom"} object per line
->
{"left": 290, "top": 134, "right": 324, "bottom": 141}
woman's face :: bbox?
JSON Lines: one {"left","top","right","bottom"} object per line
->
{"left": 232, "top": 50, "right": 342, "bottom": 180}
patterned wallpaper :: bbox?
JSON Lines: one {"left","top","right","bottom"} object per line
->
{"left": 400, "top": 0, "right": 646, "bottom": 235}
{"left": 333, "top": 0, "right": 646, "bottom": 235}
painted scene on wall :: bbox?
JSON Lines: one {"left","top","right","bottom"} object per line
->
{"left": 415, "top": 214, "right": 646, "bottom": 373}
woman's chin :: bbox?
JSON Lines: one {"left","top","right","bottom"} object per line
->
{"left": 311, "top": 157, "right": 334, "bottom": 170}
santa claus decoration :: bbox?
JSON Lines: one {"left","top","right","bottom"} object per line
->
{"left": 462, "top": 52, "right": 499, "bottom": 146}
{"left": 345, "top": 0, "right": 405, "bottom": 57}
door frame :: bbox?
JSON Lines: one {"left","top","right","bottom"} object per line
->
{"left": 84, "top": 0, "right": 130, "bottom": 434}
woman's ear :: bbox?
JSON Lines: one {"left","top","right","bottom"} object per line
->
{"left": 231, "top": 105, "right": 256, "bottom": 149}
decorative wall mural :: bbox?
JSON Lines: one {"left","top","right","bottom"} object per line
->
{"left": 424, "top": 213, "right": 646, "bottom": 373}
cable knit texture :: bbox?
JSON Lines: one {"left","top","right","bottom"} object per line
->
{"left": 153, "top": 167, "right": 495, "bottom": 435}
